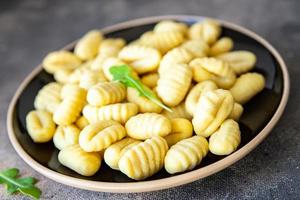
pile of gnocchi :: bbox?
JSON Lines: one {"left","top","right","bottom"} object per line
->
{"left": 26, "top": 19, "right": 265, "bottom": 180}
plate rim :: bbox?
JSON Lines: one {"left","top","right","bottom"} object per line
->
{"left": 6, "top": 15, "right": 290, "bottom": 193}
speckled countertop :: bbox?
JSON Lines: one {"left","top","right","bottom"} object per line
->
{"left": 0, "top": 0, "right": 299, "bottom": 199}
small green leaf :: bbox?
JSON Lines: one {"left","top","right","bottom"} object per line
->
{"left": 109, "top": 65, "right": 172, "bottom": 112}
{"left": 17, "top": 177, "right": 37, "bottom": 186}
{"left": 1, "top": 168, "right": 19, "bottom": 178}
{"left": 19, "top": 187, "right": 41, "bottom": 200}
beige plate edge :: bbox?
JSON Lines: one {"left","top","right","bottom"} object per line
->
{"left": 6, "top": 15, "right": 290, "bottom": 193}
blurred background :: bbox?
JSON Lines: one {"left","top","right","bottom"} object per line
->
{"left": 0, "top": 0, "right": 299, "bottom": 199}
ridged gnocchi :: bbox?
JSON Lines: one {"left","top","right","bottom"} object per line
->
{"left": 229, "top": 103, "right": 244, "bottom": 121}
{"left": 74, "top": 30, "right": 103, "bottom": 60}
{"left": 34, "top": 82, "right": 62, "bottom": 113}
{"left": 53, "top": 84, "right": 87, "bottom": 125}
{"left": 230, "top": 73, "right": 265, "bottom": 104}
{"left": 83, "top": 103, "right": 138, "bottom": 124}
{"left": 157, "top": 64, "right": 192, "bottom": 106}
{"left": 141, "top": 73, "right": 159, "bottom": 88}
{"left": 192, "top": 89, "right": 234, "bottom": 137}
{"left": 165, "top": 136, "right": 209, "bottom": 174}
{"left": 189, "top": 57, "right": 236, "bottom": 89}
{"left": 118, "top": 136, "right": 168, "bottom": 180}
{"left": 87, "top": 82, "right": 126, "bottom": 106}
{"left": 104, "top": 138, "right": 141, "bottom": 170}
{"left": 154, "top": 20, "right": 188, "bottom": 35}
{"left": 125, "top": 113, "right": 172, "bottom": 140}
{"left": 164, "top": 118, "right": 193, "bottom": 146}
{"left": 161, "top": 102, "right": 192, "bottom": 120}
{"left": 181, "top": 39, "right": 209, "bottom": 57}
{"left": 209, "top": 119, "right": 241, "bottom": 155}
{"left": 58, "top": 144, "right": 101, "bottom": 176}
{"left": 26, "top": 110, "right": 56, "bottom": 143}
{"left": 118, "top": 45, "right": 161, "bottom": 74}
{"left": 79, "top": 120, "right": 126, "bottom": 152}
{"left": 53, "top": 125, "right": 81, "bottom": 150}
{"left": 210, "top": 37, "right": 234, "bottom": 56}
{"left": 75, "top": 116, "right": 89, "bottom": 130}
{"left": 79, "top": 69, "right": 107, "bottom": 89}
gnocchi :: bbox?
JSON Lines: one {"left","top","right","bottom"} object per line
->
{"left": 164, "top": 118, "right": 193, "bottom": 146}
{"left": 53, "top": 125, "right": 81, "bottom": 150}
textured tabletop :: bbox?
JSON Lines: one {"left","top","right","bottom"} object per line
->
{"left": 0, "top": 0, "right": 299, "bottom": 199}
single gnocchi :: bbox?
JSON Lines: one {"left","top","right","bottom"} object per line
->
{"left": 104, "top": 138, "right": 141, "bottom": 170}
{"left": 161, "top": 102, "right": 192, "bottom": 120}
{"left": 164, "top": 136, "right": 209, "bottom": 174}
{"left": 118, "top": 136, "right": 169, "bottom": 180}
{"left": 53, "top": 125, "right": 81, "bottom": 150}
{"left": 75, "top": 116, "right": 89, "bottom": 130}
{"left": 192, "top": 89, "right": 234, "bottom": 137}
{"left": 189, "top": 57, "right": 236, "bottom": 89}
{"left": 141, "top": 73, "right": 159, "bottom": 88}
{"left": 87, "top": 82, "right": 126, "bottom": 106}
{"left": 58, "top": 144, "right": 101, "bottom": 176}
{"left": 157, "top": 64, "right": 192, "bottom": 107}
{"left": 209, "top": 119, "right": 241, "bottom": 155}
{"left": 180, "top": 39, "right": 209, "bottom": 57}
{"left": 210, "top": 37, "right": 234, "bottom": 56}
{"left": 79, "top": 69, "right": 107, "bottom": 89}
{"left": 79, "top": 120, "right": 126, "bottom": 152}
{"left": 164, "top": 118, "right": 193, "bottom": 147}
{"left": 230, "top": 73, "right": 265, "bottom": 104}
{"left": 125, "top": 113, "right": 172, "bottom": 140}
{"left": 229, "top": 103, "right": 244, "bottom": 121}
{"left": 154, "top": 20, "right": 188, "bottom": 35}
{"left": 53, "top": 84, "right": 87, "bottom": 125}
{"left": 26, "top": 110, "right": 56, "bottom": 143}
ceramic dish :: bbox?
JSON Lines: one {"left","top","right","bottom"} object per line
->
{"left": 7, "top": 15, "right": 290, "bottom": 193}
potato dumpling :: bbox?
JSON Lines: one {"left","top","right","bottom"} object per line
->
{"left": 154, "top": 20, "right": 188, "bottom": 35}
{"left": 141, "top": 73, "right": 159, "bottom": 89}
{"left": 58, "top": 144, "right": 101, "bottom": 176}
{"left": 209, "top": 119, "right": 241, "bottom": 155}
{"left": 74, "top": 30, "right": 103, "bottom": 60}
{"left": 164, "top": 118, "right": 193, "bottom": 147}
{"left": 79, "top": 120, "right": 126, "bottom": 152}
{"left": 161, "top": 102, "right": 192, "bottom": 120}
{"left": 192, "top": 89, "right": 234, "bottom": 137}
{"left": 164, "top": 136, "right": 208, "bottom": 174}
{"left": 188, "top": 19, "right": 221, "bottom": 45}
{"left": 180, "top": 39, "right": 209, "bottom": 58}
{"left": 79, "top": 69, "right": 107, "bottom": 89}
{"left": 119, "top": 136, "right": 168, "bottom": 180}
{"left": 26, "top": 110, "right": 56, "bottom": 143}
{"left": 229, "top": 103, "right": 244, "bottom": 121}
{"left": 98, "top": 38, "right": 126, "bottom": 57}
{"left": 101, "top": 57, "right": 129, "bottom": 80}
{"left": 75, "top": 116, "right": 89, "bottom": 130}
{"left": 42, "top": 50, "right": 82, "bottom": 74}
{"left": 87, "top": 82, "right": 126, "bottom": 107}
{"left": 53, "top": 84, "right": 87, "bottom": 125}
{"left": 125, "top": 113, "right": 172, "bottom": 140}
{"left": 127, "top": 87, "right": 162, "bottom": 113}
{"left": 189, "top": 57, "right": 236, "bottom": 89}
{"left": 185, "top": 81, "right": 218, "bottom": 116}
{"left": 216, "top": 50, "right": 257, "bottom": 75}
{"left": 210, "top": 37, "right": 234, "bottom": 56}
{"left": 230, "top": 72, "right": 265, "bottom": 104}
{"left": 104, "top": 138, "right": 141, "bottom": 170}
{"left": 159, "top": 47, "right": 194, "bottom": 74}
{"left": 118, "top": 45, "right": 161, "bottom": 74}
{"left": 53, "top": 125, "right": 81, "bottom": 150}
{"left": 34, "top": 82, "right": 62, "bottom": 113}
{"left": 157, "top": 64, "right": 192, "bottom": 107}
{"left": 139, "top": 31, "right": 185, "bottom": 54}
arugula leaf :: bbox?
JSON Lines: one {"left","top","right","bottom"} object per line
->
{"left": 0, "top": 168, "right": 41, "bottom": 199}
{"left": 109, "top": 65, "right": 173, "bottom": 112}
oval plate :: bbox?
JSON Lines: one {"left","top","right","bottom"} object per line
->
{"left": 7, "top": 15, "right": 289, "bottom": 193}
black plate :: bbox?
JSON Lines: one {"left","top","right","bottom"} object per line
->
{"left": 12, "top": 18, "right": 284, "bottom": 183}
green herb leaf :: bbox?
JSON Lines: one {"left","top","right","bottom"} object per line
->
{"left": 109, "top": 65, "right": 172, "bottom": 112}
{"left": 0, "top": 168, "right": 41, "bottom": 199}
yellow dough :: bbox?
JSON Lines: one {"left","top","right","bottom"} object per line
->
{"left": 104, "top": 138, "right": 141, "bottom": 170}
{"left": 79, "top": 69, "right": 107, "bottom": 89}
{"left": 189, "top": 57, "right": 236, "bottom": 89}
{"left": 161, "top": 102, "right": 192, "bottom": 120}
{"left": 157, "top": 64, "right": 192, "bottom": 107}
{"left": 210, "top": 37, "right": 234, "bottom": 56}
{"left": 180, "top": 39, "right": 209, "bottom": 57}
{"left": 154, "top": 20, "right": 188, "bottom": 35}
{"left": 79, "top": 120, "right": 126, "bottom": 152}
{"left": 26, "top": 110, "right": 56, "bottom": 143}
{"left": 58, "top": 144, "right": 101, "bottom": 176}
{"left": 185, "top": 80, "right": 218, "bottom": 116}
{"left": 164, "top": 136, "right": 209, "bottom": 174}
{"left": 141, "top": 73, "right": 159, "bottom": 88}
{"left": 209, "top": 119, "right": 241, "bottom": 155}
{"left": 164, "top": 118, "right": 193, "bottom": 147}
{"left": 53, "top": 125, "right": 81, "bottom": 150}
{"left": 75, "top": 116, "right": 89, "bottom": 130}
{"left": 74, "top": 30, "right": 103, "bottom": 60}
{"left": 230, "top": 72, "right": 265, "bottom": 104}
{"left": 229, "top": 103, "right": 244, "bottom": 121}
{"left": 216, "top": 50, "right": 257, "bottom": 74}
{"left": 192, "top": 89, "right": 234, "bottom": 137}
{"left": 125, "top": 113, "right": 172, "bottom": 140}
{"left": 118, "top": 136, "right": 169, "bottom": 180}
{"left": 87, "top": 82, "right": 126, "bottom": 106}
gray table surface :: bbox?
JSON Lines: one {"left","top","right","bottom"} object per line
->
{"left": 0, "top": 0, "right": 299, "bottom": 199}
